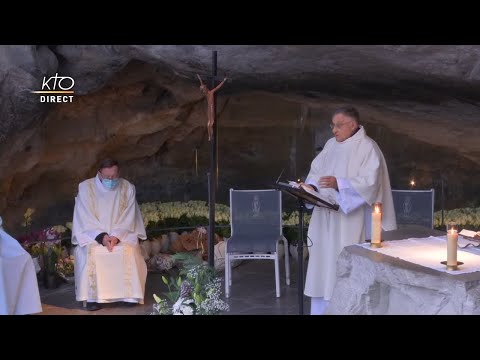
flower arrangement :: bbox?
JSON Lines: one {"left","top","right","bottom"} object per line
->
{"left": 56, "top": 255, "right": 75, "bottom": 278}
{"left": 434, "top": 207, "right": 480, "bottom": 230}
{"left": 140, "top": 200, "right": 311, "bottom": 227}
{"left": 139, "top": 200, "right": 311, "bottom": 242}
{"left": 22, "top": 208, "right": 35, "bottom": 228}
{"left": 140, "top": 200, "right": 230, "bottom": 226}
{"left": 140, "top": 200, "right": 231, "bottom": 238}
{"left": 20, "top": 225, "right": 68, "bottom": 257}
{"left": 17, "top": 206, "right": 69, "bottom": 247}
{"left": 16, "top": 208, "right": 73, "bottom": 285}
{"left": 151, "top": 252, "right": 229, "bottom": 315}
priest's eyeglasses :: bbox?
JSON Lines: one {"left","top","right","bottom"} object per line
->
{"left": 330, "top": 120, "right": 353, "bottom": 130}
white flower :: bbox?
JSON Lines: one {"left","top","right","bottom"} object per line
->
{"left": 51, "top": 225, "right": 67, "bottom": 234}
{"left": 152, "top": 253, "right": 229, "bottom": 315}
{"left": 172, "top": 297, "right": 195, "bottom": 315}
{"left": 179, "top": 304, "right": 194, "bottom": 315}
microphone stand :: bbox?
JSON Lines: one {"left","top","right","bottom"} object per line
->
{"left": 297, "top": 197, "right": 306, "bottom": 315}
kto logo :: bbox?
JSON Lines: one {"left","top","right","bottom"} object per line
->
{"left": 31, "top": 73, "right": 75, "bottom": 103}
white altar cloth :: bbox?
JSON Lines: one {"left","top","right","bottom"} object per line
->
{"left": 357, "top": 236, "right": 480, "bottom": 275}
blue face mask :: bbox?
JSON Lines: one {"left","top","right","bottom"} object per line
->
{"left": 102, "top": 178, "right": 119, "bottom": 190}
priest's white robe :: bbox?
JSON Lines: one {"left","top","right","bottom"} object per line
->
{"left": 72, "top": 175, "right": 147, "bottom": 304}
{"left": 0, "top": 216, "right": 42, "bottom": 315}
{"left": 304, "top": 126, "right": 397, "bottom": 300}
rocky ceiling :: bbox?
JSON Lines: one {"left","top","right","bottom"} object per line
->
{"left": 1, "top": 45, "right": 479, "bottom": 231}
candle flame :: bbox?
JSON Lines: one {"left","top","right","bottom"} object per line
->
{"left": 374, "top": 205, "right": 380, "bottom": 214}
{"left": 449, "top": 228, "right": 457, "bottom": 235}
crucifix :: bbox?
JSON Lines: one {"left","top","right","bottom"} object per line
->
{"left": 197, "top": 50, "right": 230, "bottom": 267}
{"left": 197, "top": 74, "right": 228, "bottom": 142}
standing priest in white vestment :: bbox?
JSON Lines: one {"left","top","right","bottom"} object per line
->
{"left": 301, "top": 106, "right": 397, "bottom": 315}
{"left": 0, "top": 216, "right": 42, "bottom": 315}
{"left": 72, "top": 158, "right": 147, "bottom": 311}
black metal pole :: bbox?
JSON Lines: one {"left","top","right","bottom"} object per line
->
{"left": 195, "top": 148, "right": 198, "bottom": 177}
{"left": 297, "top": 199, "right": 305, "bottom": 315}
{"left": 207, "top": 171, "right": 211, "bottom": 205}
{"left": 441, "top": 177, "right": 445, "bottom": 228}
{"left": 208, "top": 50, "right": 218, "bottom": 268}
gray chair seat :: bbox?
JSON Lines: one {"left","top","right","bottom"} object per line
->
{"left": 227, "top": 235, "right": 283, "bottom": 253}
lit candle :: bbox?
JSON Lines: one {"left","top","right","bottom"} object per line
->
{"left": 447, "top": 228, "right": 458, "bottom": 266}
{"left": 371, "top": 202, "right": 382, "bottom": 245}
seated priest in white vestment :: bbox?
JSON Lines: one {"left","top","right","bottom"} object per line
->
{"left": 301, "top": 106, "right": 397, "bottom": 315}
{"left": 72, "top": 158, "right": 147, "bottom": 311}
{"left": 0, "top": 216, "right": 43, "bottom": 315}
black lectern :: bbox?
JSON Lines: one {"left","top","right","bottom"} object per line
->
{"left": 273, "top": 181, "right": 339, "bottom": 315}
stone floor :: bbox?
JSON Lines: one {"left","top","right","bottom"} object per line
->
{"left": 36, "top": 224, "right": 442, "bottom": 315}
{"left": 37, "top": 258, "right": 307, "bottom": 315}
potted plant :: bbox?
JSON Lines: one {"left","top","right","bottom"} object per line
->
{"left": 43, "top": 246, "right": 59, "bottom": 289}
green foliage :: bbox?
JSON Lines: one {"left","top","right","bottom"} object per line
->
{"left": 171, "top": 252, "right": 203, "bottom": 267}
{"left": 146, "top": 219, "right": 230, "bottom": 239}
{"left": 152, "top": 252, "right": 229, "bottom": 315}
{"left": 187, "top": 215, "right": 210, "bottom": 227}
{"left": 282, "top": 226, "right": 308, "bottom": 246}
{"left": 160, "top": 274, "right": 180, "bottom": 303}
{"left": 45, "top": 247, "right": 58, "bottom": 275}
{"left": 214, "top": 225, "right": 231, "bottom": 239}
{"left": 434, "top": 207, "right": 480, "bottom": 230}
{"left": 157, "top": 252, "right": 208, "bottom": 305}
{"left": 142, "top": 200, "right": 308, "bottom": 242}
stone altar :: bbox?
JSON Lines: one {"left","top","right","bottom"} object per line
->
{"left": 328, "top": 225, "right": 480, "bottom": 315}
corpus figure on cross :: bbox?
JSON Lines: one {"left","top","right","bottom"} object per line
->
{"left": 197, "top": 73, "right": 228, "bottom": 141}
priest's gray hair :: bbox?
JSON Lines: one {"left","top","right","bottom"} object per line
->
{"left": 333, "top": 106, "right": 360, "bottom": 123}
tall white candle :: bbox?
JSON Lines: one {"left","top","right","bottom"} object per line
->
{"left": 447, "top": 228, "right": 458, "bottom": 266}
{"left": 371, "top": 203, "right": 382, "bottom": 244}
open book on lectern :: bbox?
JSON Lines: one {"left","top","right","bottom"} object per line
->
{"left": 275, "top": 180, "right": 340, "bottom": 211}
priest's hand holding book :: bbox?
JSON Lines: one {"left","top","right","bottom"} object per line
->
{"left": 319, "top": 176, "right": 338, "bottom": 190}
{"left": 299, "top": 176, "right": 338, "bottom": 192}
